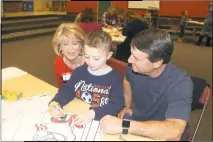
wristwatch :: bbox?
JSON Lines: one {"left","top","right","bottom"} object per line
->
{"left": 122, "top": 119, "right": 130, "bottom": 134}
{"left": 124, "top": 106, "right": 131, "bottom": 109}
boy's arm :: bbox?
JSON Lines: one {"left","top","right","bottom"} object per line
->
{"left": 49, "top": 73, "right": 77, "bottom": 108}
{"left": 116, "top": 16, "right": 121, "bottom": 27}
{"left": 90, "top": 75, "right": 124, "bottom": 120}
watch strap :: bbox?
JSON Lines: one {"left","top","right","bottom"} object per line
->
{"left": 122, "top": 119, "right": 130, "bottom": 135}
{"left": 124, "top": 106, "right": 131, "bottom": 109}
{"left": 122, "top": 128, "right": 128, "bottom": 134}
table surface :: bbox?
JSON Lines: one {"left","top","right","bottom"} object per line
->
{"left": 188, "top": 20, "right": 204, "bottom": 25}
{"left": 2, "top": 68, "right": 157, "bottom": 141}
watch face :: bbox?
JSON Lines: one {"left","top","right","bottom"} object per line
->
{"left": 122, "top": 119, "right": 130, "bottom": 128}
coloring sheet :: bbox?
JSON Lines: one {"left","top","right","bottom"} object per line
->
{"left": 33, "top": 113, "right": 103, "bottom": 141}
{"left": 1, "top": 94, "right": 103, "bottom": 141}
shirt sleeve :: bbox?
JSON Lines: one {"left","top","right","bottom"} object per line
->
{"left": 116, "top": 16, "right": 121, "bottom": 27}
{"left": 125, "top": 65, "right": 132, "bottom": 82}
{"left": 50, "top": 70, "right": 77, "bottom": 108}
{"left": 165, "top": 75, "right": 193, "bottom": 122}
{"left": 122, "top": 20, "right": 135, "bottom": 36}
{"left": 90, "top": 73, "right": 124, "bottom": 120}
{"left": 101, "top": 12, "right": 108, "bottom": 27}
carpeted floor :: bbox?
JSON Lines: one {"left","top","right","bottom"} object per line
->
{"left": 2, "top": 35, "right": 212, "bottom": 141}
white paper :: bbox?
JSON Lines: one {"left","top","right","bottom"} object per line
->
{"left": 2, "top": 67, "right": 27, "bottom": 81}
{"left": 2, "top": 94, "right": 103, "bottom": 141}
{"left": 2, "top": 94, "right": 51, "bottom": 141}
{"left": 33, "top": 113, "right": 103, "bottom": 141}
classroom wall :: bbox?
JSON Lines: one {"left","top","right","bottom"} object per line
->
{"left": 111, "top": 1, "right": 146, "bottom": 15}
{"left": 66, "top": 1, "right": 210, "bottom": 18}
{"left": 112, "top": 1, "right": 210, "bottom": 18}
{"left": 159, "top": 1, "right": 209, "bottom": 17}
{"left": 66, "top": 1, "right": 97, "bottom": 13}
{"left": 34, "top": 0, "right": 52, "bottom": 11}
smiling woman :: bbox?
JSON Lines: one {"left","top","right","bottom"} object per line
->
{"left": 52, "top": 23, "right": 86, "bottom": 88}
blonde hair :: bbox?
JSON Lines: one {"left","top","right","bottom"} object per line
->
{"left": 75, "top": 13, "right": 83, "bottom": 23}
{"left": 85, "top": 30, "right": 112, "bottom": 52}
{"left": 52, "top": 23, "right": 86, "bottom": 56}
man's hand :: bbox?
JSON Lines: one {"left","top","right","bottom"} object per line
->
{"left": 74, "top": 109, "right": 95, "bottom": 126}
{"left": 118, "top": 108, "right": 133, "bottom": 119}
{"left": 100, "top": 115, "right": 123, "bottom": 134}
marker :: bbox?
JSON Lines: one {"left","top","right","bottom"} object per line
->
{"left": 40, "top": 94, "right": 47, "bottom": 97}
{"left": 53, "top": 105, "right": 61, "bottom": 112}
{"left": 53, "top": 105, "right": 65, "bottom": 117}
{"left": 60, "top": 114, "right": 67, "bottom": 121}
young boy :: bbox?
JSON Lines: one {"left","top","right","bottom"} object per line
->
{"left": 177, "top": 10, "right": 191, "bottom": 43}
{"left": 49, "top": 30, "right": 124, "bottom": 126}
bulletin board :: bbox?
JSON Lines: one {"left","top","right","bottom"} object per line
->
{"left": 128, "top": 1, "right": 160, "bottom": 10}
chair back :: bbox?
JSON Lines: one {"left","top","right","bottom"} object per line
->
{"left": 199, "top": 86, "right": 211, "bottom": 106}
{"left": 190, "top": 85, "right": 211, "bottom": 142}
{"left": 107, "top": 58, "right": 128, "bottom": 78}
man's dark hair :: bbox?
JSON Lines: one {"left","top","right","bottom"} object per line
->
{"left": 131, "top": 28, "right": 174, "bottom": 64}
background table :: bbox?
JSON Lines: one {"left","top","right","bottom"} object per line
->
{"left": 188, "top": 20, "right": 204, "bottom": 26}
{"left": 102, "top": 27, "right": 126, "bottom": 44}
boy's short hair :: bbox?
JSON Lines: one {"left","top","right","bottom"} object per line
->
{"left": 85, "top": 30, "right": 112, "bottom": 52}
{"left": 52, "top": 23, "right": 86, "bottom": 56}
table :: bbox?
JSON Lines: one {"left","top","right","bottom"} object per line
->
{"left": 2, "top": 67, "right": 157, "bottom": 141}
{"left": 102, "top": 27, "right": 126, "bottom": 44}
{"left": 188, "top": 20, "right": 204, "bottom": 26}
{"left": 187, "top": 20, "right": 204, "bottom": 41}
